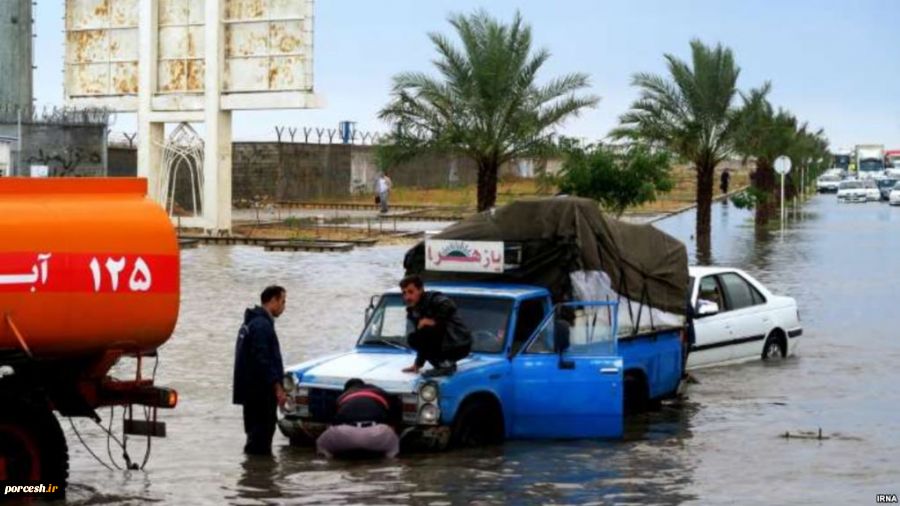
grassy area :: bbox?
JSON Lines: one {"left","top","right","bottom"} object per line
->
{"left": 332, "top": 165, "right": 750, "bottom": 215}
{"left": 333, "top": 177, "right": 552, "bottom": 209}
{"left": 235, "top": 223, "right": 382, "bottom": 241}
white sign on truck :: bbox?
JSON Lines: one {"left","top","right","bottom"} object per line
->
{"left": 425, "top": 240, "right": 504, "bottom": 273}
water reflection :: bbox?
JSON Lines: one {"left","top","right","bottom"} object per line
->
{"left": 63, "top": 196, "right": 899, "bottom": 504}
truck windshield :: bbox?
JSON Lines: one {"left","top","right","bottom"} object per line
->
{"left": 859, "top": 159, "right": 884, "bottom": 172}
{"left": 358, "top": 294, "right": 513, "bottom": 353}
{"left": 833, "top": 155, "right": 851, "bottom": 170}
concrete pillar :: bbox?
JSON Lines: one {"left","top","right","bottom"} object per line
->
{"left": 137, "top": 0, "right": 162, "bottom": 200}
{"left": 203, "top": 0, "right": 232, "bottom": 232}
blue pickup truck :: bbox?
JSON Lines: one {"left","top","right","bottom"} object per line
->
{"left": 278, "top": 282, "right": 684, "bottom": 449}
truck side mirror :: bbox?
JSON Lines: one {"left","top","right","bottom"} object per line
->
{"left": 365, "top": 295, "right": 380, "bottom": 324}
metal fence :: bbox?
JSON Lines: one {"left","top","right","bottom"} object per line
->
{"left": 0, "top": 103, "right": 111, "bottom": 126}
{"left": 273, "top": 125, "right": 384, "bottom": 145}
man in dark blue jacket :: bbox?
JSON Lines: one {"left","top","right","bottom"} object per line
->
{"left": 233, "top": 286, "right": 287, "bottom": 455}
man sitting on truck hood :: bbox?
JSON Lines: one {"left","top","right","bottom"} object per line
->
{"left": 400, "top": 275, "right": 473, "bottom": 377}
{"left": 316, "top": 378, "right": 400, "bottom": 459}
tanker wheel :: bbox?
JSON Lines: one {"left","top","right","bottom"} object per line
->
{"left": 0, "top": 400, "right": 68, "bottom": 499}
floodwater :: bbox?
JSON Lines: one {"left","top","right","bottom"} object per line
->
{"left": 64, "top": 196, "right": 900, "bottom": 505}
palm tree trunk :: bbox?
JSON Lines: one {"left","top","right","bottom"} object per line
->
{"left": 754, "top": 163, "right": 776, "bottom": 225}
{"left": 476, "top": 159, "right": 499, "bottom": 211}
{"left": 695, "top": 162, "right": 714, "bottom": 264}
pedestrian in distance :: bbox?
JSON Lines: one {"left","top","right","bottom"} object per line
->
{"left": 400, "top": 275, "right": 473, "bottom": 377}
{"left": 315, "top": 378, "right": 400, "bottom": 459}
{"left": 232, "top": 285, "right": 288, "bottom": 456}
{"left": 720, "top": 167, "right": 731, "bottom": 196}
{"left": 375, "top": 173, "right": 392, "bottom": 214}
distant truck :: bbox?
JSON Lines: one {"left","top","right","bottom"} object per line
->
{"left": 0, "top": 179, "right": 179, "bottom": 497}
{"left": 855, "top": 144, "right": 885, "bottom": 178}
{"left": 884, "top": 150, "right": 900, "bottom": 176}
{"left": 279, "top": 198, "right": 688, "bottom": 449}
{"left": 832, "top": 149, "right": 852, "bottom": 173}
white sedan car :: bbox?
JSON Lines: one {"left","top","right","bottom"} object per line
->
{"left": 890, "top": 183, "right": 900, "bottom": 206}
{"left": 687, "top": 267, "right": 802, "bottom": 369}
{"left": 836, "top": 180, "right": 875, "bottom": 203}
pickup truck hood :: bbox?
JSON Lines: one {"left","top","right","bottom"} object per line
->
{"left": 291, "top": 350, "right": 499, "bottom": 393}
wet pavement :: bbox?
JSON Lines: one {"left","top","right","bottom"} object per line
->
{"left": 64, "top": 196, "right": 900, "bottom": 505}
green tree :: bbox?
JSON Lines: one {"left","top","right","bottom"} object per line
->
{"left": 377, "top": 10, "right": 599, "bottom": 211}
{"left": 612, "top": 40, "right": 740, "bottom": 260}
{"left": 732, "top": 83, "right": 798, "bottom": 224}
{"left": 556, "top": 144, "right": 674, "bottom": 216}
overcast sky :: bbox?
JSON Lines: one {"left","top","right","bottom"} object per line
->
{"left": 33, "top": 0, "right": 900, "bottom": 150}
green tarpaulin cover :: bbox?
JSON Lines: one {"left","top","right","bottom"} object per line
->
{"left": 404, "top": 197, "right": 688, "bottom": 316}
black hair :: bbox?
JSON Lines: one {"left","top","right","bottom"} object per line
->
{"left": 344, "top": 378, "right": 365, "bottom": 391}
{"left": 399, "top": 274, "right": 423, "bottom": 290}
{"left": 260, "top": 285, "right": 286, "bottom": 305}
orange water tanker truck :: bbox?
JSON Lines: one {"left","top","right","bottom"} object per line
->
{"left": 0, "top": 178, "right": 180, "bottom": 498}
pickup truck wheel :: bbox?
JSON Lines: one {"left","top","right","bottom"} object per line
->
{"left": 0, "top": 401, "right": 68, "bottom": 498}
{"left": 624, "top": 372, "right": 649, "bottom": 415}
{"left": 762, "top": 332, "right": 787, "bottom": 360}
{"left": 450, "top": 398, "right": 504, "bottom": 448}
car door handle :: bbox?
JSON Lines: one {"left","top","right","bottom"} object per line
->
{"left": 600, "top": 367, "right": 619, "bottom": 375}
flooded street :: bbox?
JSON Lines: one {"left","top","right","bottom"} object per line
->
{"left": 65, "top": 196, "right": 900, "bottom": 505}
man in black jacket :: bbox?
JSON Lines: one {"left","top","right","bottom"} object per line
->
{"left": 399, "top": 275, "right": 472, "bottom": 377}
{"left": 233, "top": 286, "right": 287, "bottom": 455}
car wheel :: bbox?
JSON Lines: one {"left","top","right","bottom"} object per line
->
{"left": 762, "top": 332, "right": 786, "bottom": 360}
{"left": 0, "top": 400, "right": 68, "bottom": 499}
{"left": 450, "top": 397, "right": 504, "bottom": 448}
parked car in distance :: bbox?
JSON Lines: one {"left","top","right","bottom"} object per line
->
{"left": 876, "top": 178, "right": 898, "bottom": 201}
{"left": 687, "top": 267, "right": 802, "bottom": 369}
{"left": 890, "top": 183, "right": 900, "bottom": 206}
{"left": 863, "top": 179, "right": 881, "bottom": 201}
{"left": 837, "top": 180, "right": 869, "bottom": 203}
{"left": 816, "top": 174, "right": 842, "bottom": 193}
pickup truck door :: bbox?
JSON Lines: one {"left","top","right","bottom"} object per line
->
{"left": 510, "top": 304, "right": 624, "bottom": 439}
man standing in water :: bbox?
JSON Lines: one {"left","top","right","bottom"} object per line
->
{"left": 233, "top": 286, "right": 288, "bottom": 455}
{"left": 720, "top": 167, "right": 731, "bottom": 196}
{"left": 400, "top": 275, "right": 472, "bottom": 377}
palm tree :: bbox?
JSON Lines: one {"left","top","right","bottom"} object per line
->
{"left": 378, "top": 10, "right": 599, "bottom": 211}
{"left": 787, "top": 125, "right": 829, "bottom": 198}
{"left": 613, "top": 40, "right": 740, "bottom": 259}
{"left": 732, "top": 83, "right": 799, "bottom": 224}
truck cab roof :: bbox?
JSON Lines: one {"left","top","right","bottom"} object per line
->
{"left": 384, "top": 282, "right": 550, "bottom": 302}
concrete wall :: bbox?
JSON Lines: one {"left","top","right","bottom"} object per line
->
{"left": 17, "top": 124, "right": 106, "bottom": 176}
{"left": 0, "top": 123, "right": 106, "bottom": 176}
{"left": 111, "top": 141, "right": 539, "bottom": 202}
{"left": 232, "top": 142, "right": 353, "bottom": 202}
{"left": 108, "top": 147, "right": 138, "bottom": 177}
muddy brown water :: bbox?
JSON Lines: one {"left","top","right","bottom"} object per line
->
{"left": 63, "top": 196, "right": 900, "bottom": 505}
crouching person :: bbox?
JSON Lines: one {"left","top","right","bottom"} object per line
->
{"left": 316, "top": 379, "right": 400, "bottom": 459}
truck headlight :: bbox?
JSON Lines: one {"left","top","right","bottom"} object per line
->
{"left": 419, "top": 382, "right": 439, "bottom": 403}
{"left": 289, "top": 387, "right": 310, "bottom": 417}
{"left": 419, "top": 403, "right": 440, "bottom": 425}
{"left": 283, "top": 373, "right": 297, "bottom": 393}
